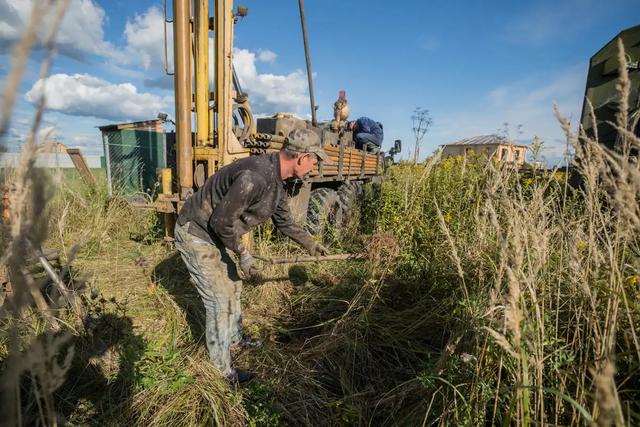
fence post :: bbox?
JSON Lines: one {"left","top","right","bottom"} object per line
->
{"left": 102, "top": 132, "right": 113, "bottom": 196}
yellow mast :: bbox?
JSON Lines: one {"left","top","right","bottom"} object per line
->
{"left": 194, "top": 0, "right": 210, "bottom": 147}
{"left": 173, "top": 0, "right": 192, "bottom": 198}
{"left": 215, "top": 0, "right": 234, "bottom": 165}
{"left": 174, "top": 0, "right": 249, "bottom": 197}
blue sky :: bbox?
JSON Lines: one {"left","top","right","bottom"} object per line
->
{"left": 0, "top": 0, "right": 638, "bottom": 164}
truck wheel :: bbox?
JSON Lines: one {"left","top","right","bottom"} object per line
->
{"left": 306, "top": 188, "right": 343, "bottom": 240}
{"left": 336, "top": 181, "right": 360, "bottom": 224}
{"left": 306, "top": 182, "right": 364, "bottom": 241}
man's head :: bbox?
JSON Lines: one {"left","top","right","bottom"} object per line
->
{"left": 280, "top": 128, "right": 331, "bottom": 179}
{"left": 345, "top": 120, "right": 355, "bottom": 131}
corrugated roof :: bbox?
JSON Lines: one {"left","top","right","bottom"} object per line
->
{"left": 97, "top": 119, "right": 163, "bottom": 132}
{"left": 443, "top": 134, "right": 528, "bottom": 148}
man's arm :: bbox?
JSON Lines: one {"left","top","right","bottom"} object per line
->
{"left": 271, "top": 189, "right": 318, "bottom": 251}
{"left": 208, "top": 171, "right": 262, "bottom": 254}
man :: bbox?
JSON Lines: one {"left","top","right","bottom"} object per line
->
{"left": 346, "top": 117, "right": 383, "bottom": 153}
{"left": 174, "top": 128, "right": 328, "bottom": 382}
{"left": 330, "top": 90, "right": 350, "bottom": 131}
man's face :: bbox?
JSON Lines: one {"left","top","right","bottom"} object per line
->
{"left": 293, "top": 153, "right": 318, "bottom": 179}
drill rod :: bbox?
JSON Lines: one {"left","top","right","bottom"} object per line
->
{"left": 255, "top": 253, "right": 364, "bottom": 264}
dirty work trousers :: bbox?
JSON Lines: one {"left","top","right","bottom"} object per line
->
{"left": 174, "top": 221, "right": 242, "bottom": 376}
{"left": 354, "top": 133, "right": 381, "bottom": 153}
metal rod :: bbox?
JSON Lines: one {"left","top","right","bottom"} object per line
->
{"left": 194, "top": 0, "right": 210, "bottom": 147}
{"left": 162, "top": 0, "right": 174, "bottom": 75}
{"left": 161, "top": 168, "right": 172, "bottom": 195}
{"left": 173, "top": 0, "right": 193, "bottom": 198}
{"left": 298, "top": 0, "right": 317, "bottom": 126}
{"left": 37, "top": 252, "right": 69, "bottom": 301}
{"left": 254, "top": 253, "right": 363, "bottom": 264}
{"left": 233, "top": 66, "right": 244, "bottom": 97}
{"left": 214, "top": 0, "right": 234, "bottom": 162}
{"left": 101, "top": 132, "right": 112, "bottom": 196}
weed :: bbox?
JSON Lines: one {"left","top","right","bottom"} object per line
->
{"left": 243, "top": 381, "right": 283, "bottom": 426}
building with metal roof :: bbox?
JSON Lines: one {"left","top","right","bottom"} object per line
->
{"left": 441, "top": 134, "right": 528, "bottom": 165}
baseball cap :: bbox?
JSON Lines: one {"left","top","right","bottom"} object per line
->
{"left": 285, "top": 128, "right": 332, "bottom": 164}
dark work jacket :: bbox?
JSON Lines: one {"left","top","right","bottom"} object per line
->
{"left": 354, "top": 117, "right": 383, "bottom": 146}
{"left": 177, "top": 153, "right": 314, "bottom": 254}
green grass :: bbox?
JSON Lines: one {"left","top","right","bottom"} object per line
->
{"left": 4, "top": 125, "right": 640, "bottom": 425}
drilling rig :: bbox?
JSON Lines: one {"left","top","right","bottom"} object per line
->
{"left": 154, "top": 0, "right": 397, "bottom": 239}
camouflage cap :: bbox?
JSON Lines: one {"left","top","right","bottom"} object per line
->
{"left": 285, "top": 128, "right": 332, "bottom": 164}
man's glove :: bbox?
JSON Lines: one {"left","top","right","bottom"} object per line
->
{"left": 306, "top": 241, "right": 329, "bottom": 257}
{"left": 239, "top": 251, "right": 261, "bottom": 279}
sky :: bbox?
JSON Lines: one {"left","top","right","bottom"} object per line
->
{"left": 0, "top": 0, "right": 638, "bottom": 165}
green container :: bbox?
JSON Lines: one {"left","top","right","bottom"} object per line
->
{"left": 99, "top": 120, "right": 166, "bottom": 196}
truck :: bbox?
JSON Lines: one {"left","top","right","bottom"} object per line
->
{"left": 580, "top": 24, "right": 640, "bottom": 151}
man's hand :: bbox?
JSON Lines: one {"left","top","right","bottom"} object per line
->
{"left": 306, "top": 241, "right": 329, "bottom": 257}
{"left": 239, "top": 251, "right": 261, "bottom": 279}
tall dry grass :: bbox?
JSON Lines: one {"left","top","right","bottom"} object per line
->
{"left": 0, "top": 2, "right": 77, "bottom": 426}
{"left": 345, "top": 39, "right": 640, "bottom": 425}
{"left": 243, "top": 39, "right": 640, "bottom": 426}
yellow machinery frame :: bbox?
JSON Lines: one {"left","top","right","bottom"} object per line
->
{"left": 156, "top": 0, "right": 385, "bottom": 239}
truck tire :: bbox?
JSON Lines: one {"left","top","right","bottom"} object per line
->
{"left": 306, "top": 182, "right": 363, "bottom": 241}
{"left": 306, "top": 188, "right": 343, "bottom": 239}
{"left": 336, "top": 181, "right": 361, "bottom": 224}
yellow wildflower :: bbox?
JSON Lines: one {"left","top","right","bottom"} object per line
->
{"left": 577, "top": 240, "right": 587, "bottom": 252}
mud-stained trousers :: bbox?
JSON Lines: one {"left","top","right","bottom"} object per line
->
{"left": 174, "top": 221, "right": 242, "bottom": 376}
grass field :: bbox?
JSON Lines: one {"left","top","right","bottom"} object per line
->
{"left": 3, "top": 111, "right": 640, "bottom": 425}
{"left": 1, "top": 38, "right": 639, "bottom": 427}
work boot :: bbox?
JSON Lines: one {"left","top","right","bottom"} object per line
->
{"left": 226, "top": 368, "right": 255, "bottom": 385}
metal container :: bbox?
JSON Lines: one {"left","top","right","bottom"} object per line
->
{"left": 98, "top": 119, "right": 167, "bottom": 196}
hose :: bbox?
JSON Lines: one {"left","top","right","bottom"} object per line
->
{"left": 232, "top": 102, "right": 253, "bottom": 144}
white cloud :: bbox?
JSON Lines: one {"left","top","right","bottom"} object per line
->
{"left": 233, "top": 48, "right": 308, "bottom": 115}
{"left": 122, "top": 6, "right": 172, "bottom": 72}
{"left": 69, "top": 134, "right": 101, "bottom": 153}
{"left": 25, "top": 73, "right": 170, "bottom": 122}
{"left": 2, "top": 123, "right": 58, "bottom": 148}
{"left": 3, "top": 0, "right": 310, "bottom": 122}
{"left": 37, "top": 125, "right": 57, "bottom": 142}
{"left": 72, "top": 134, "right": 96, "bottom": 145}
{"left": 0, "top": 2, "right": 171, "bottom": 71}
{"left": 0, "top": 0, "right": 117, "bottom": 59}
{"left": 97, "top": 6, "right": 175, "bottom": 87}
{"left": 257, "top": 49, "right": 277, "bottom": 63}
